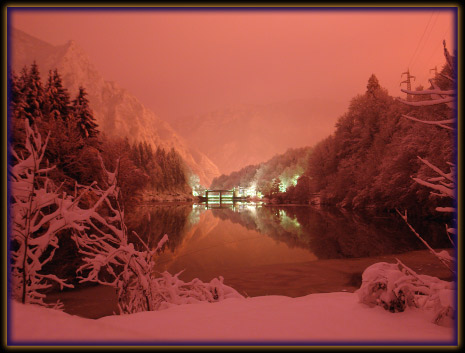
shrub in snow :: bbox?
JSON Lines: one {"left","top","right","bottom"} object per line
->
{"left": 357, "top": 260, "right": 454, "bottom": 326}
{"left": 72, "top": 157, "right": 161, "bottom": 314}
{"left": 151, "top": 271, "right": 244, "bottom": 311}
{"left": 9, "top": 120, "right": 81, "bottom": 308}
{"left": 74, "top": 158, "right": 244, "bottom": 315}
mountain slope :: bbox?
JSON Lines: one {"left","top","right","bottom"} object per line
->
{"left": 9, "top": 28, "right": 220, "bottom": 187}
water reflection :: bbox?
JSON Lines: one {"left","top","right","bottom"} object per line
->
{"left": 206, "top": 204, "right": 451, "bottom": 259}
{"left": 48, "top": 203, "right": 453, "bottom": 317}
{"left": 125, "top": 203, "right": 193, "bottom": 252}
{"left": 127, "top": 203, "right": 451, "bottom": 261}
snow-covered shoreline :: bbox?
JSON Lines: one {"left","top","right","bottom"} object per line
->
{"left": 9, "top": 291, "right": 455, "bottom": 346}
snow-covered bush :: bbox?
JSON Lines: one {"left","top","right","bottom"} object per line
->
{"left": 9, "top": 120, "right": 81, "bottom": 308}
{"left": 151, "top": 271, "right": 244, "bottom": 311}
{"left": 73, "top": 157, "right": 244, "bottom": 314}
{"left": 72, "top": 156, "right": 160, "bottom": 314}
{"left": 357, "top": 260, "right": 454, "bottom": 327}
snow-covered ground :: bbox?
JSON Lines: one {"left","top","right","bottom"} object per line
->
{"left": 9, "top": 291, "right": 455, "bottom": 346}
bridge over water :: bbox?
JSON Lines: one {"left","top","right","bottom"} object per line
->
{"left": 199, "top": 189, "right": 248, "bottom": 203}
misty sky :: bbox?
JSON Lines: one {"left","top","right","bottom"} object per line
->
{"left": 10, "top": 7, "right": 455, "bottom": 126}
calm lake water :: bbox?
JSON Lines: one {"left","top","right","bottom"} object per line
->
{"left": 46, "top": 202, "right": 453, "bottom": 318}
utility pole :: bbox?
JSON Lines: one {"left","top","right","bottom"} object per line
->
{"left": 400, "top": 69, "right": 416, "bottom": 101}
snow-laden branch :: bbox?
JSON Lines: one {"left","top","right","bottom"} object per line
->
{"left": 401, "top": 115, "right": 454, "bottom": 130}
{"left": 436, "top": 207, "right": 455, "bottom": 213}
{"left": 412, "top": 177, "right": 454, "bottom": 198}
{"left": 357, "top": 260, "right": 454, "bottom": 326}
{"left": 10, "top": 120, "right": 82, "bottom": 308}
{"left": 395, "top": 209, "right": 454, "bottom": 274}
{"left": 73, "top": 160, "right": 243, "bottom": 314}
{"left": 417, "top": 157, "right": 454, "bottom": 183}
{"left": 397, "top": 96, "right": 454, "bottom": 107}
{"left": 400, "top": 88, "right": 455, "bottom": 96}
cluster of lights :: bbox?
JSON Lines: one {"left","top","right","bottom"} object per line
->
{"left": 291, "top": 174, "right": 300, "bottom": 187}
{"left": 279, "top": 174, "right": 301, "bottom": 193}
{"left": 234, "top": 186, "right": 263, "bottom": 198}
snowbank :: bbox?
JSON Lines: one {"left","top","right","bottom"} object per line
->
{"left": 9, "top": 292, "right": 455, "bottom": 345}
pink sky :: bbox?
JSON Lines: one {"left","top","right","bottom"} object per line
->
{"left": 9, "top": 8, "right": 456, "bottom": 123}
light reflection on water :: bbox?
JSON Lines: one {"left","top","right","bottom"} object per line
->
{"left": 47, "top": 202, "right": 453, "bottom": 318}
{"left": 126, "top": 202, "right": 451, "bottom": 285}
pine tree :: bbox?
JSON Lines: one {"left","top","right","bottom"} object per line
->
{"left": 44, "top": 69, "right": 71, "bottom": 121}
{"left": 72, "top": 86, "right": 99, "bottom": 139}
{"left": 23, "top": 61, "right": 45, "bottom": 125}
{"left": 366, "top": 74, "right": 380, "bottom": 96}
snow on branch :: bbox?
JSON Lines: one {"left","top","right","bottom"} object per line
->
{"left": 401, "top": 115, "right": 454, "bottom": 130}
{"left": 10, "top": 120, "right": 80, "bottom": 308}
{"left": 357, "top": 260, "right": 454, "bottom": 326}
{"left": 412, "top": 177, "right": 454, "bottom": 198}
{"left": 149, "top": 271, "right": 244, "bottom": 311}
{"left": 72, "top": 160, "right": 243, "bottom": 314}
{"left": 397, "top": 96, "right": 454, "bottom": 107}
{"left": 395, "top": 209, "right": 454, "bottom": 274}
{"left": 411, "top": 156, "right": 455, "bottom": 200}
{"left": 418, "top": 157, "right": 454, "bottom": 183}
{"left": 436, "top": 207, "right": 455, "bottom": 213}
{"left": 400, "top": 88, "right": 455, "bottom": 96}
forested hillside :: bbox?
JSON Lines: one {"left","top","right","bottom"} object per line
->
{"left": 10, "top": 63, "right": 193, "bottom": 206}
{"left": 210, "top": 146, "right": 312, "bottom": 200}
{"left": 11, "top": 28, "right": 220, "bottom": 187}
{"left": 211, "top": 60, "right": 454, "bottom": 218}
{"left": 304, "top": 66, "right": 454, "bottom": 216}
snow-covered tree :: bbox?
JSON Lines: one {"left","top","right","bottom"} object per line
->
{"left": 357, "top": 41, "right": 456, "bottom": 328}
{"left": 73, "top": 157, "right": 243, "bottom": 314}
{"left": 396, "top": 41, "right": 456, "bottom": 272}
{"left": 9, "top": 120, "right": 83, "bottom": 307}
{"left": 71, "top": 155, "right": 166, "bottom": 313}
{"left": 9, "top": 119, "right": 129, "bottom": 309}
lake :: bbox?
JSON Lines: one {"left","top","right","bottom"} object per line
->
{"left": 45, "top": 202, "right": 454, "bottom": 318}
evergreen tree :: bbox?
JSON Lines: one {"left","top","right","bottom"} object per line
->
{"left": 366, "top": 74, "right": 380, "bottom": 97}
{"left": 10, "top": 69, "right": 26, "bottom": 120}
{"left": 44, "top": 69, "right": 71, "bottom": 121}
{"left": 23, "top": 61, "right": 45, "bottom": 125}
{"left": 73, "top": 86, "right": 99, "bottom": 139}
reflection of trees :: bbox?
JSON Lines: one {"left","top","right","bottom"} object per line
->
{"left": 210, "top": 206, "right": 310, "bottom": 250}
{"left": 289, "top": 206, "right": 451, "bottom": 259}
{"left": 125, "top": 204, "right": 194, "bottom": 252}
{"left": 209, "top": 205, "right": 452, "bottom": 259}
{"left": 254, "top": 207, "right": 306, "bottom": 249}
{"left": 210, "top": 208, "right": 258, "bottom": 231}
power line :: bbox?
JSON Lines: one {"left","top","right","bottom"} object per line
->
{"left": 425, "top": 27, "right": 450, "bottom": 69}
{"left": 411, "top": 12, "right": 440, "bottom": 71}
{"left": 408, "top": 12, "right": 435, "bottom": 69}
